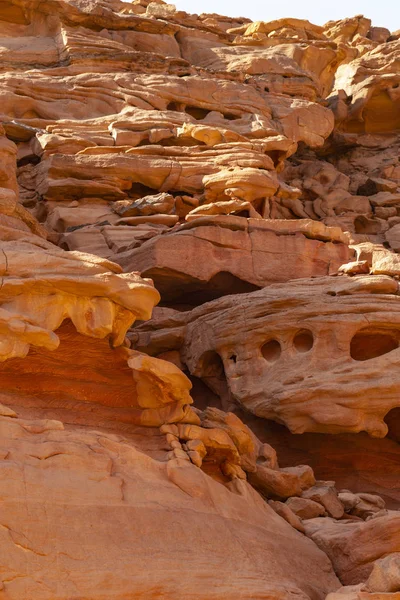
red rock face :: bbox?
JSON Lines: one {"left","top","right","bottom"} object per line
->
{"left": 1, "top": 1, "right": 400, "bottom": 598}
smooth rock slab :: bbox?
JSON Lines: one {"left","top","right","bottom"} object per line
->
{"left": 0, "top": 410, "right": 340, "bottom": 600}
{"left": 119, "top": 217, "right": 350, "bottom": 301}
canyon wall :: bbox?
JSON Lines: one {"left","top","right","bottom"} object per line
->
{"left": 1, "top": 1, "right": 400, "bottom": 598}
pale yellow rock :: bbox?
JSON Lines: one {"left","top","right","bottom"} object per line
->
{"left": 0, "top": 402, "right": 17, "bottom": 418}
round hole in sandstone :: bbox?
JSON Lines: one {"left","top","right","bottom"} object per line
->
{"left": 350, "top": 329, "right": 400, "bottom": 361}
{"left": 199, "top": 350, "right": 225, "bottom": 377}
{"left": 293, "top": 330, "right": 314, "bottom": 353}
{"left": 261, "top": 339, "right": 281, "bottom": 362}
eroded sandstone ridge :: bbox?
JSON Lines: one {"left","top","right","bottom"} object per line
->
{"left": 1, "top": 0, "right": 400, "bottom": 598}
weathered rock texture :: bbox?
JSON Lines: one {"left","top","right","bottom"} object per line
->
{"left": 1, "top": 0, "right": 400, "bottom": 598}
{"left": 0, "top": 405, "right": 341, "bottom": 600}
{"left": 132, "top": 274, "right": 400, "bottom": 437}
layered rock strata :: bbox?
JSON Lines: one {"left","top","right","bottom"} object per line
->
{"left": 132, "top": 274, "right": 400, "bottom": 436}
{"left": 1, "top": 0, "right": 400, "bottom": 599}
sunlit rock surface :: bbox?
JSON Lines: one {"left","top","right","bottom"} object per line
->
{"left": 1, "top": 0, "right": 400, "bottom": 598}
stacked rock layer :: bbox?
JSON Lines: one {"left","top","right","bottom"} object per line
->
{"left": 1, "top": 0, "right": 400, "bottom": 598}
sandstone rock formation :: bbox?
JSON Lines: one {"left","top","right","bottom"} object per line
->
{"left": 119, "top": 217, "right": 350, "bottom": 300}
{"left": 0, "top": 405, "right": 341, "bottom": 600}
{"left": 132, "top": 274, "right": 400, "bottom": 436}
{"left": 1, "top": 0, "right": 400, "bottom": 598}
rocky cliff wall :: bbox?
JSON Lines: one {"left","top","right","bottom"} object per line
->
{"left": 1, "top": 1, "right": 400, "bottom": 598}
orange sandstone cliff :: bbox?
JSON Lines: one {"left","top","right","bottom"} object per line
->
{"left": 1, "top": 1, "right": 400, "bottom": 598}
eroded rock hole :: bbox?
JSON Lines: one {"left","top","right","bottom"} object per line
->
{"left": 385, "top": 407, "right": 400, "bottom": 443}
{"left": 166, "top": 101, "right": 182, "bottom": 111}
{"left": 128, "top": 183, "right": 159, "bottom": 199}
{"left": 200, "top": 350, "right": 225, "bottom": 378}
{"left": 223, "top": 113, "right": 240, "bottom": 121}
{"left": 261, "top": 339, "right": 281, "bottom": 362}
{"left": 197, "top": 350, "right": 232, "bottom": 410}
{"left": 188, "top": 375, "right": 223, "bottom": 411}
{"left": 17, "top": 155, "right": 40, "bottom": 167}
{"left": 151, "top": 270, "right": 260, "bottom": 306}
{"left": 350, "top": 329, "right": 400, "bottom": 361}
{"left": 266, "top": 150, "right": 282, "bottom": 168}
{"left": 293, "top": 330, "right": 314, "bottom": 353}
{"left": 185, "top": 105, "right": 211, "bottom": 120}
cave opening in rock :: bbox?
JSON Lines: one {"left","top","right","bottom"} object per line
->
{"left": 237, "top": 407, "right": 400, "bottom": 509}
{"left": 350, "top": 328, "right": 400, "bottom": 361}
{"left": 266, "top": 149, "right": 283, "bottom": 168}
{"left": 198, "top": 350, "right": 225, "bottom": 379}
{"left": 184, "top": 105, "right": 211, "bottom": 120}
{"left": 17, "top": 154, "right": 40, "bottom": 167}
{"left": 196, "top": 350, "right": 232, "bottom": 410}
{"left": 188, "top": 374, "right": 224, "bottom": 411}
{"left": 153, "top": 270, "right": 261, "bottom": 306}
{"left": 127, "top": 182, "right": 159, "bottom": 199}
{"left": 166, "top": 101, "right": 182, "bottom": 111}
{"left": 385, "top": 407, "right": 400, "bottom": 443}
{"left": 223, "top": 112, "right": 241, "bottom": 121}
